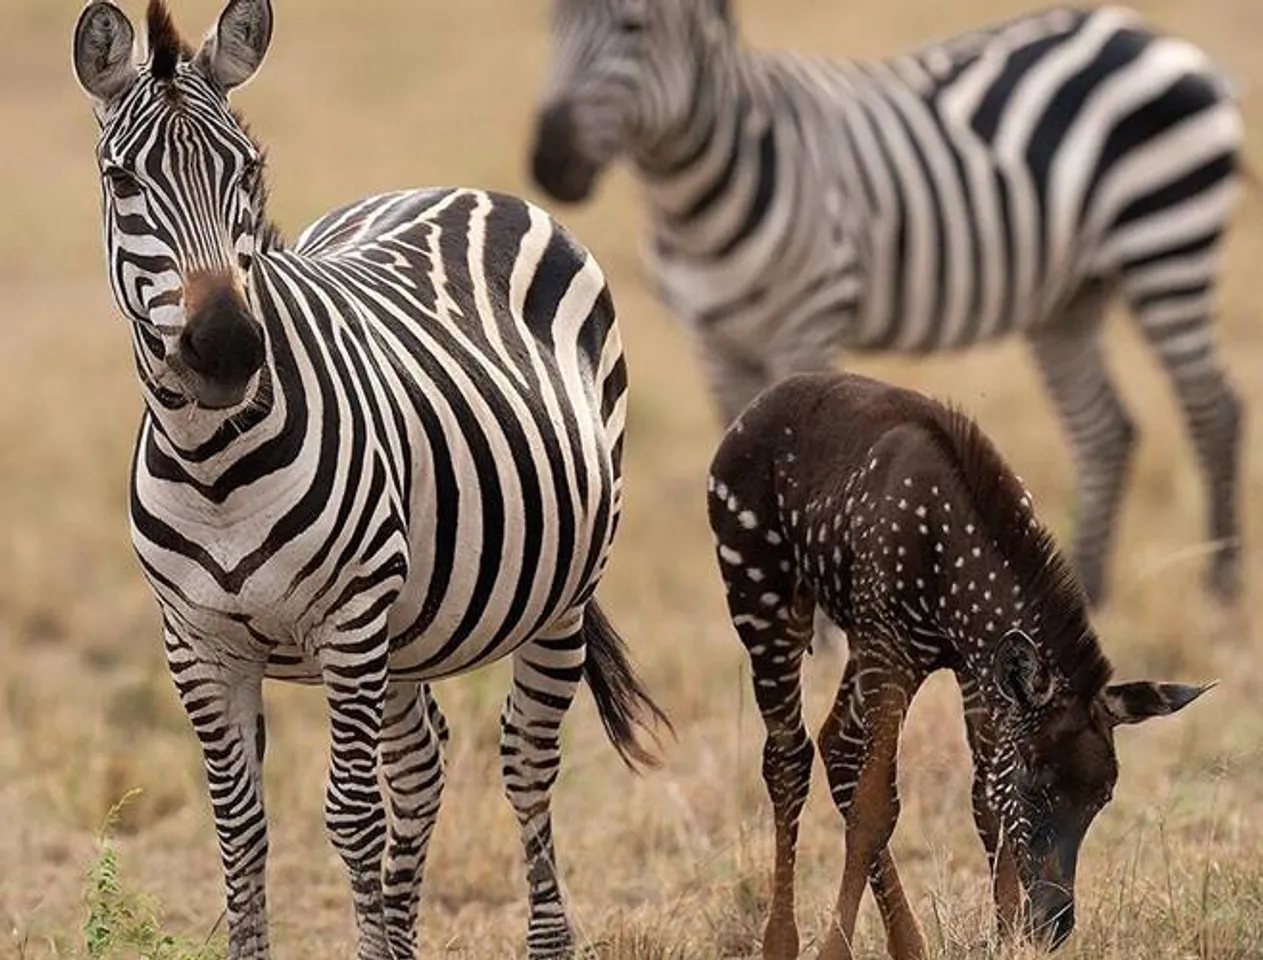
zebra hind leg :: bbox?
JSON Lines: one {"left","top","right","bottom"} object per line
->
{"left": 500, "top": 630, "right": 586, "bottom": 959}
{"left": 1122, "top": 249, "right": 1243, "bottom": 601}
{"left": 379, "top": 681, "right": 447, "bottom": 959}
{"left": 1028, "top": 298, "right": 1136, "bottom": 606}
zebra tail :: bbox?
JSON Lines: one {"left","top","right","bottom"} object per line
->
{"left": 582, "top": 600, "right": 674, "bottom": 772}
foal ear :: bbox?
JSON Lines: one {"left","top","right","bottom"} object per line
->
{"left": 1102, "top": 681, "right": 1214, "bottom": 726}
{"left": 73, "top": 2, "right": 138, "bottom": 111}
{"left": 994, "top": 629, "right": 1055, "bottom": 710}
{"left": 195, "top": 0, "right": 273, "bottom": 93}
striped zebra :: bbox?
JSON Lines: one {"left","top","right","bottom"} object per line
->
{"left": 530, "top": 0, "right": 1245, "bottom": 609}
{"left": 72, "top": 2, "right": 667, "bottom": 958}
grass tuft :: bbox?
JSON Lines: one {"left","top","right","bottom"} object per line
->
{"left": 81, "top": 791, "right": 226, "bottom": 960}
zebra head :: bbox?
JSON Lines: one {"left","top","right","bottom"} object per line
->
{"left": 73, "top": 0, "right": 273, "bottom": 411}
{"left": 532, "top": 0, "right": 738, "bottom": 203}
{"left": 987, "top": 630, "right": 1211, "bottom": 948}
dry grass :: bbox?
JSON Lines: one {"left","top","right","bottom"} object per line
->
{"left": 3, "top": 0, "right": 1263, "bottom": 957}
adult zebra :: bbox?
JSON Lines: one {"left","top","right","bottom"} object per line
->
{"left": 72, "top": 2, "right": 667, "bottom": 958}
{"left": 530, "top": 0, "right": 1245, "bottom": 608}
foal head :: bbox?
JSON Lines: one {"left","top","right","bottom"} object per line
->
{"left": 925, "top": 412, "right": 1215, "bottom": 946}
{"left": 984, "top": 623, "right": 1209, "bottom": 946}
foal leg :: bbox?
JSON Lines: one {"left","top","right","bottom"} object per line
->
{"left": 380, "top": 681, "right": 447, "bottom": 959}
{"left": 957, "top": 675, "right": 1020, "bottom": 934}
{"left": 1027, "top": 297, "right": 1136, "bottom": 606}
{"left": 500, "top": 629, "right": 586, "bottom": 959}
{"left": 817, "top": 657, "right": 923, "bottom": 960}
{"left": 746, "top": 607, "right": 816, "bottom": 960}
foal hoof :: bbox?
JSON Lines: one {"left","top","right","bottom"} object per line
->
{"left": 761, "top": 917, "right": 800, "bottom": 960}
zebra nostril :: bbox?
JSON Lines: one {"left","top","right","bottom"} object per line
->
{"left": 178, "top": 327, "right": 202, "bottom": 367}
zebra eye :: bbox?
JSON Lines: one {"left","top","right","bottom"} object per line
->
{"left": 102, "top": 165, "right": 140, "bottom": 196}
{"left": 618, "top": 16, "right": 647, "bottom": 34}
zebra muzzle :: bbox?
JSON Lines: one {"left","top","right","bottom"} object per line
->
{"left": 175, "top": 276, "right": 265, "bottom": 409}
{"left": 531, "top": 103, "right": 600, "bottom": 204}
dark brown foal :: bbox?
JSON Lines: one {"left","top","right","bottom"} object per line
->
{"left": 708, "top": 372, "right": 1210, "bottom": 960}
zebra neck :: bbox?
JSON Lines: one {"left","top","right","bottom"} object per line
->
{"left": 137, "top": 347, "right": 290, "bottom": 487}
{"left": 632, "top": 47, "right": 775, "bottom": 257}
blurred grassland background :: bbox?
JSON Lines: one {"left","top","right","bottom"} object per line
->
{"left": 2, "top": 0, "right": 1263, "bottom": 957}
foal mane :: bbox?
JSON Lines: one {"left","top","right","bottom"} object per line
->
{"left": 918, "top": 402, "right": 1114, "bottom": 698}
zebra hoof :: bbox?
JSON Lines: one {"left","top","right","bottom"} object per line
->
{"left": 1205, "top": 555, "right": 1242, "bottom": 605}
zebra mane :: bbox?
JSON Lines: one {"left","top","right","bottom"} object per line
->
{"left": 147, "top": 0, "right": 191, "bottom": 83}
{"left": 235, "top": 113, "right": 286, "bottom": 253}
{"left": 920, "top": 402, "right": 1114, "bottom": 699}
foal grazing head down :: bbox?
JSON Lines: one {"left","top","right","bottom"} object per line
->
{"left": 73, "top": 0, "right": 276, "bottom": 411}
{"left": 708, "top": 372, "right": 1209, "bottom": 959}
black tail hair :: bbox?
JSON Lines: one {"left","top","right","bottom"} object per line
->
{"left": 582, "top": 601, "right": 673, "bottom": 772}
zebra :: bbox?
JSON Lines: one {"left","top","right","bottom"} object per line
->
{"left": 530, "top": 0, "right": 1245, "bottom": 610}
{"left": 72, "top": 2, "right": 668, "bottom": 958}
{"left": 707, "top": 370, "right": 1210, "bottom": 959}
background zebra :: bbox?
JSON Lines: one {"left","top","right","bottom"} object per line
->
{"left": 72, "top": 2, "right": 666, "bottom": 959}
{"left": 530, "top": 0, "right": 1245, "bottom": 609}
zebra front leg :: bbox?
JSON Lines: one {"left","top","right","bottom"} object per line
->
{"left": 695, "top": 331, "right": 773, "bottom": 427}
{"left": 379, "top": 682, "right": 447, "bottom": 959}
{"left": 165, "top": 626, "right": 271, "bottom": 960}
{"left": 318, "top": 629, "right": 392, "bottom": 960}
{"left": 500, "top": 632, "right": 586, "bottom": 959}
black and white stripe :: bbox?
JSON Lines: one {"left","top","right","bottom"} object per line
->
{"left": 532, "top": 0, "right": 1244, "bottom": 607}
{"left": 74, "top": 3, "right": 664, "bottom": 959}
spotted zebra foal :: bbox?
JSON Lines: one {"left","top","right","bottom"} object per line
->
{"left": 708, "top": 372, "right": 1210, "bottom": 960}
{"left": 73, "top": 2, "right": 668, "bottom": 958}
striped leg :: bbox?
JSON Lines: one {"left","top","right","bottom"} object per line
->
{"left": 1122, "top": 259, "right": 1243, "bottom": 600}
{"left": 380, "top": 682, "right": 447, "bottom": 959}
{"left": 732, "top": 588, "right": 815, "bottom": 959}
{"left": 500, "top": 631, "right": 585, "bottom": 958}
{"left": 319, "top": 632, "right": 392, "bottom": 960}
{"left": 165, "top": 626, "right": 271, "bottom": 960}
{"left": 956, "top": 674, "right": 1020, "bottom": 935}
{"left": 817, "top": 655, "right": 925, "bottom": 960}
{"left": 1028, "top": 303, "right": 1135, "bottom": 605}
{"left": 697, "top": 332, "right": 772, "bottom": 427}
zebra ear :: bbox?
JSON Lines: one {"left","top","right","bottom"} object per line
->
{"left": 195, "top": 0, "right": 273, "bottom": 93}
{"left": 700, "top": 0, "right": 737, "bottom": 43}
{"left": 1102, "top": 680, "right": 1214, "bottom": 726}
{"left": 995, "top": 629, "right": 1055, "bottom": 711}
{"left": 73, "top": 1, "right": 138, "bottom": 112}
